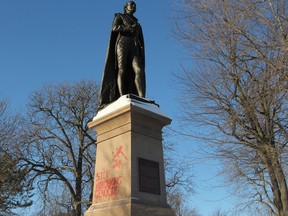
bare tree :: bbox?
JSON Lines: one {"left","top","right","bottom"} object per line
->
{"left": 0, "top": 99, "right": 33, "bottom": 214}
{"left": 35, "top": 185, "right": 74, "bottom": 216}
{"left": 164, "top": 137, "right": 194, "bottom": 192}
{"left": 18, "top": 80, "right": 98, "bottom": 216}
{"left": 174, "top": 1, "right": 288, "bottom": 215}
{"left": 167, "top": 188, "right": 200, "bottom": 216}
{"left": 211, "top": 209, "right": 228, "bottom": 216}
{"left": 0, "top": 99, "right": 18, "bottom": 151}
{"left": 163, "top": 130, "right": 197, "bottom": 216}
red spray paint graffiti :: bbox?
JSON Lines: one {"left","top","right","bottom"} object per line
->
{"left": 112, "top": 145, "right": 128, "bottom": 169}
{"left": 94, "top": 145, "right": 128, "bottom": 200}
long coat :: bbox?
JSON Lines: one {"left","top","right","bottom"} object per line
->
{"left": 99, "top": 13, "right": 145, "bottom": 109}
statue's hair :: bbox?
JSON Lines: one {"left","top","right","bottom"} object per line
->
{"left": 123, "top": 1, "right": 136, "bottom": 12}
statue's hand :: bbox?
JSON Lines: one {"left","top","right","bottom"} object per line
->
{"left": 132, "top": 23, "right": 139, "bottom": 29}
{"left": 129, "top": 25, "right": 137, "bottom": 33}
{"left": 130, "top": 24, "right": 140, "bottom": 33}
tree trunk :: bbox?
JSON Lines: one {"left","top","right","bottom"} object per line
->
{"left": 260, "top": 146, "right": 288, "bottom": 216}
{"left": 74, "top": 178, "right": 82, "bottom": 216}
{"left": 273, "top": 153, "right": 288, "bottom": 216}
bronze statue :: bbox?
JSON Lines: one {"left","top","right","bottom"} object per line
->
{"left": 99, "top": 1, "right": 145, "bottom": 109}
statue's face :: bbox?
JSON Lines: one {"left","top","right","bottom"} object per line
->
{"left": 125, "top": 2, "right": 136, "bottom": 14}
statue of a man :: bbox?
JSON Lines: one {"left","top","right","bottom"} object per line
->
{"left": 99, "top": 1, "right": 145, "bottom": 109}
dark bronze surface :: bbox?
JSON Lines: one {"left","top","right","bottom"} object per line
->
{"left": 99, "top": 1, "right": 146, "bottom": 109}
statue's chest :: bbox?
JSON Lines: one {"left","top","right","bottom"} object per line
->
{"left": 121, "top": 16, "right": 136, "bottom": 26}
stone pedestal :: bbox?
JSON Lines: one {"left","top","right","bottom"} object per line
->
{"left": 84, "top": 95, "right": 175, "bottom": 216}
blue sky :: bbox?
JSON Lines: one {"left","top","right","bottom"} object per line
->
{"left": 0, "top": 0, "right": 181, "bottom": 111}
{"left": 0, "top": 1, "right": 240, "bottom": 215}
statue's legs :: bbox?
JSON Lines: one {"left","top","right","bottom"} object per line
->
{"left": 117, "top": 42, "right": 128, "bottom": 96}
{"left": 117, "top": 38, "right": 145, "bottom": 97}
{"left": 117, "top": 68, "right": 125, "bottom": 96}
{"left": 132, "top": 57, "right": 144, "bottom": 97}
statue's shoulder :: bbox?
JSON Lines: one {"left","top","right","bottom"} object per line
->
{"left": 114, "top": 13, "right": 124, "bottom": 18}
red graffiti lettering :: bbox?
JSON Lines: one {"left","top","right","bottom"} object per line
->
{"left": 96, "top": 170, "right": 110, "bottom": 181}
{"left": 94, "top": 176, "right": 122, "bottom": 200}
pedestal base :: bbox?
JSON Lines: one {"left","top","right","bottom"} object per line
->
{"left": 84, "top": 95, "right": 175, "bottom": 216}
{"left": 85, "top": 198, "right": 175, "bottom": 216}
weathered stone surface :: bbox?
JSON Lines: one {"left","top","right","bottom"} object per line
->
{"left": 84, "top": 95, "right": 175, "bottom": 216}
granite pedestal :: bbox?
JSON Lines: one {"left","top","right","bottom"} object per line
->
{"left": 84, "top": 95, "right": 175, "bottom": 216}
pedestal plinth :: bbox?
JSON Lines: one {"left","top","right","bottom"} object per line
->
{"left": 84, "top": 95, "right": 175, "bottom": 216}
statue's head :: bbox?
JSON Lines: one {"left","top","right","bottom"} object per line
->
{"left": 124, "top": 1, "right": 136, "bottom": 15}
